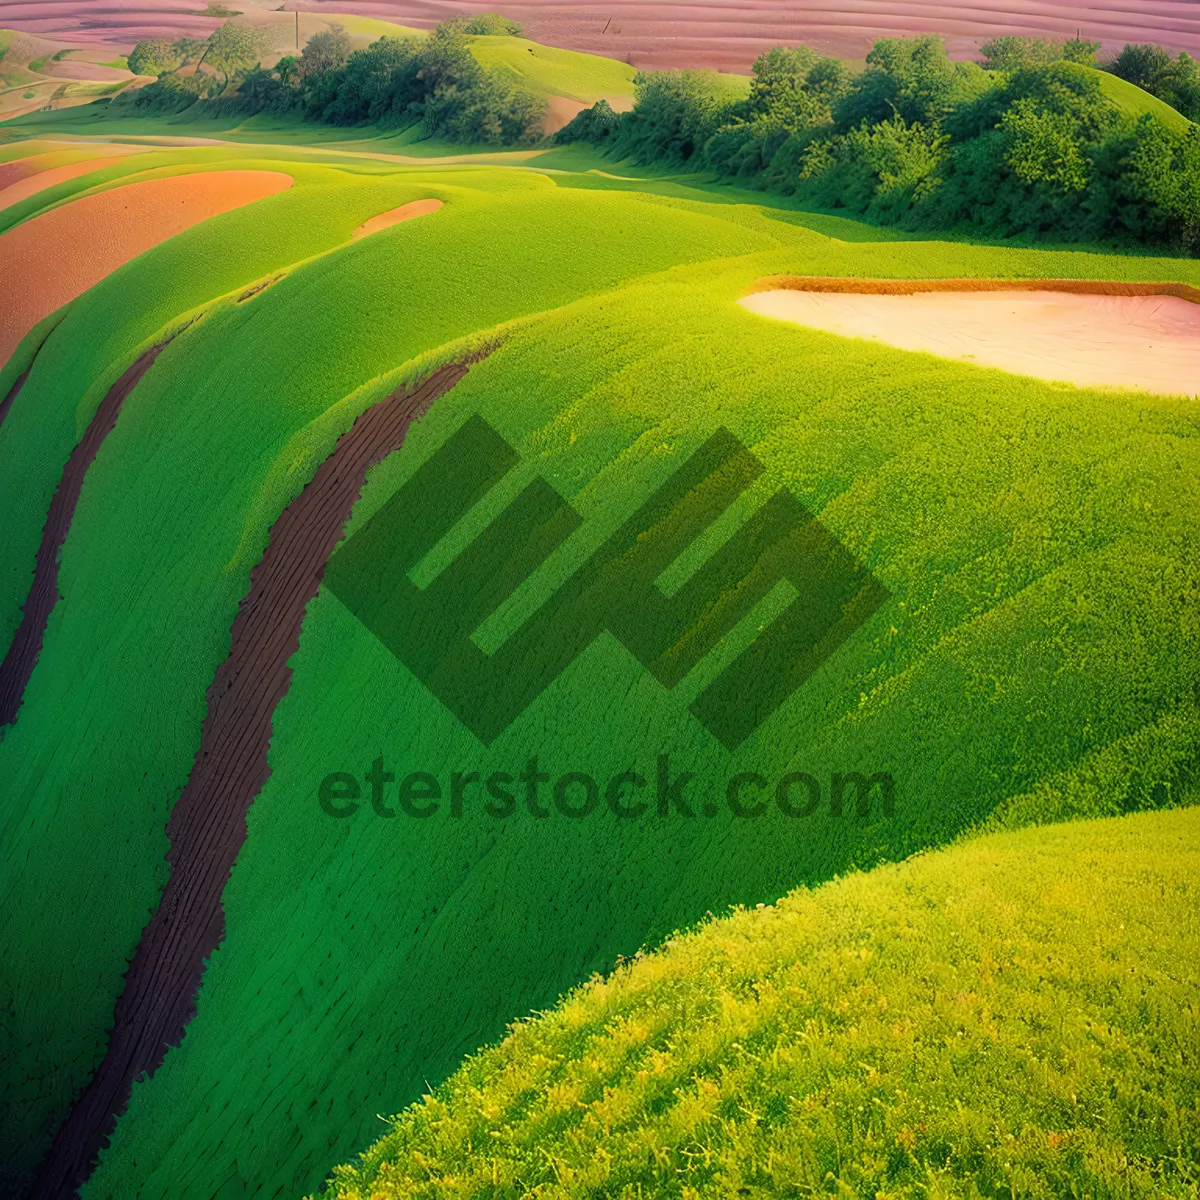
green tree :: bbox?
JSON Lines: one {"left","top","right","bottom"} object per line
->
{"left": 1001, "top": 98, "right": 1091, "bottom": 190}
{"left": 444, "top": 13, "right": 523, "bottom": 36}
{"left": 980, "top": 36, "right": 1063, "bottom": 71}
{"left": 298, "top": 24, "right": 352, "bottom": 80}
{"left": 615, "top": 69, "right": 743, "bottom": 163}
{"left": 553, "top": 97, "right": 621, "bottom": 145}
{"left": 275, "top": 54, "right": 298, "bottom": 86}
{"left": 1063, "top": 37, "right": 1101, "bottom": 66}
{"left": 837, "top": 36, "right": 986, "bottom": 129}
{"left": 127, "top": 38, "right": 183, "bottom": 77}
{"left": 1123, "top": 117, "right": 1200, "bottom": 248}
{"left": 172, "top": 36, "right": 206, "bottom": 66}
{"left": 200, "top": 22, "right": 266, "bottom": 93}
{"left": 1106, "top": 43, "right": 1173, "bottom": 93}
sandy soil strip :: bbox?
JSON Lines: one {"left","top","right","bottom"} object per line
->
{"left": 0, "top": 338, "right": 175, "bottom": 728}
{"left": 740, "top": 278, "right": 1200, "bottom": 395}
{"left": 0, "top": 158, "right": 41, "bottom": 193}
{"left": 351, "top": 196, "right": 443, "bottom": 239}
{"left": 0, "top": 154, "right": 146, "bottom": 213}
{"left": 0, "top": 169, "right": 293, "bottom": 370}
{"left": 28, "top": 358, "right": 479, "bottom": 1200}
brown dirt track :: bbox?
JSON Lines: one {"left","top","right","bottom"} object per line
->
{"left": 0, "top": 338, "right": 176, "bottom": 728}
{"left": 28, "top": 358, "right": 479, "bottom": 1200}
{"left": 0, "top": 169, "right": 293, "bottom": 369}
{"left": 0, "top": 359, "right": 33, "bottom": 428}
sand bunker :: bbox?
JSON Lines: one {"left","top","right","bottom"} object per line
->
{"left": 0, "top": 169, "right": 292, "bottom": 368}
{"left": 740, "top": 279, "right": 1200, "bottom": 396}
{"left": 0, "top": 152, "right": 148, "bottom": 213}
{"left": 351, "top": 196, "right": 443, "bottom": 238}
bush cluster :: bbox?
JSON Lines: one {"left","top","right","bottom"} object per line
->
{"left": 120, "top": 16, "right": 544, "bottom": 145}
{"left": 559, "top": 34, "right": 1200, "bottom": 252}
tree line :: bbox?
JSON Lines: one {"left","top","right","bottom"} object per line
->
{"left": 119, "top": 14, "right": 545, "bottom": 146}
{"left": 558, "top": 35, "right": 1200, "bottom": 252}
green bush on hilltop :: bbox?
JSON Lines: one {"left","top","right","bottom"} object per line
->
{"left": 121, "top": 18, "right": 546, "bottom": 144}
{"left": 444, "top": 12, "right": 522, "bottom": 36}
{"left": 981, "top": 34, "right": 1101, "bottom": 71}
{"left": 553, "top": 95, "right": 621, "bottom": 145}
{"left": 126, "top": 38, "right": 183, "bottom": 77}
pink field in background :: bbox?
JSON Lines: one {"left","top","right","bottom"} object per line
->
{"left": 2, "top": 0, "right": 1198, "bottom": 70}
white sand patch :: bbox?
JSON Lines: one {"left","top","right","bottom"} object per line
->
{"left": 740, "top": 287, "right": 1200, "bottom": 396}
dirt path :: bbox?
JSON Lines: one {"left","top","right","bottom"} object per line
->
{"left": 0, "top": 339, "right": 175, "bottom": 728}
{"left": 0, "top": 361, "right": 33, "bottom": 428}
{"left": 741, "top": 277, "right": 1200, "bottom": 395}
{"left": 29, "top": 358, "right": 477, "bottom": 1200}
{"left": 0, "top": 169, "right": 292, "bottom": 370}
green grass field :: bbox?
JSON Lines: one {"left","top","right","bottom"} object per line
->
{"left": 1091, "top": 65, "right": 1194, "bottom": 134}
{"left": 468, "top": 35, "right": 638, "bottom": 102}
{"left": 0, "top": 59, "right": 1197, "bottom": 1199}
{"left": 322, "top": 803, "right": 1200, "bottom": 1198}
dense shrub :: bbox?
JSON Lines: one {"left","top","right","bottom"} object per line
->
{"left": 980, "top": 35, "right": 1100, "bottom": 71}
{"left": 120, "top": 71, "right": 204, "bottom": 112}
{"left": 442, "top": 12, "right": 522, "bottom": 36}
{"left": 127, "top": 38, "right": 183, "bottom": 77}
{"left": 553, "top": 97, "right": 621, "bottom": 145}
{"left": 611, "top": 69, "right": 743, "bottom": 163}
{"left": 574, "top": 32, "right": 1200, "bottom": 253}
{"left": 115, "top": 19, "right": 545, "bottom": 145}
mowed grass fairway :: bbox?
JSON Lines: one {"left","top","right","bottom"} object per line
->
{"left": 0, "top": 127, "right": 1196, "bottom": 1199}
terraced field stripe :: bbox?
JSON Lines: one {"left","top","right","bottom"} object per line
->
{"left": 29, "top": 357, "right": 478, "bottom": 1200}
{"left": 0, "top": 338, "right": 175, "bottom": 727}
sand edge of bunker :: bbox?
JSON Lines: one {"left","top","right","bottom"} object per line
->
{"left": 740, "top": 275, "right": 1200, "bottom": 397}
{"left": 745, "top": 274, "right": 1200, "bottom": 304}
{"left": 351, "top": 197, "right": 444, "bottom": 239}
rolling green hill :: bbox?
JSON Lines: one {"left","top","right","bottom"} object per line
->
{"left": 320, "top": 804, "right": 1200, "bottom": 1198}
{"left": 1092, "top": 65, "right": 1193, "bottom": 134}
{"left": 0, "top": 121, "right": 1196, "bottom": 1199}
{"left": 468, "top": 34, "right": 637, "bottom": 103}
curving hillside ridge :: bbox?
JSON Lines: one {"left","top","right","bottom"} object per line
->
{"left": 320, "top": 804, "right": 1200, "bottom": 1198}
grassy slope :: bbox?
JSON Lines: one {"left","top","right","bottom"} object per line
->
{"left": 331, "top": 14, "right": 428, "bottom": 42}
{"left": 0, "top": 108, "right": 1197, "bottom": 1193}
{"left": 321, "top": 804, "right": 1200, "bottom": 1199}
{"left": 468, "top": 35, "right": 636, "bottom": 103}
{"left": 63, "top": 196, "right": 1200, "bottom": 1197}
{"left": 0, "top": 159, "right": 781, "bottom": 1198}
{"left": 1090, "top": 65, "right": 1193, "bottom": 134}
